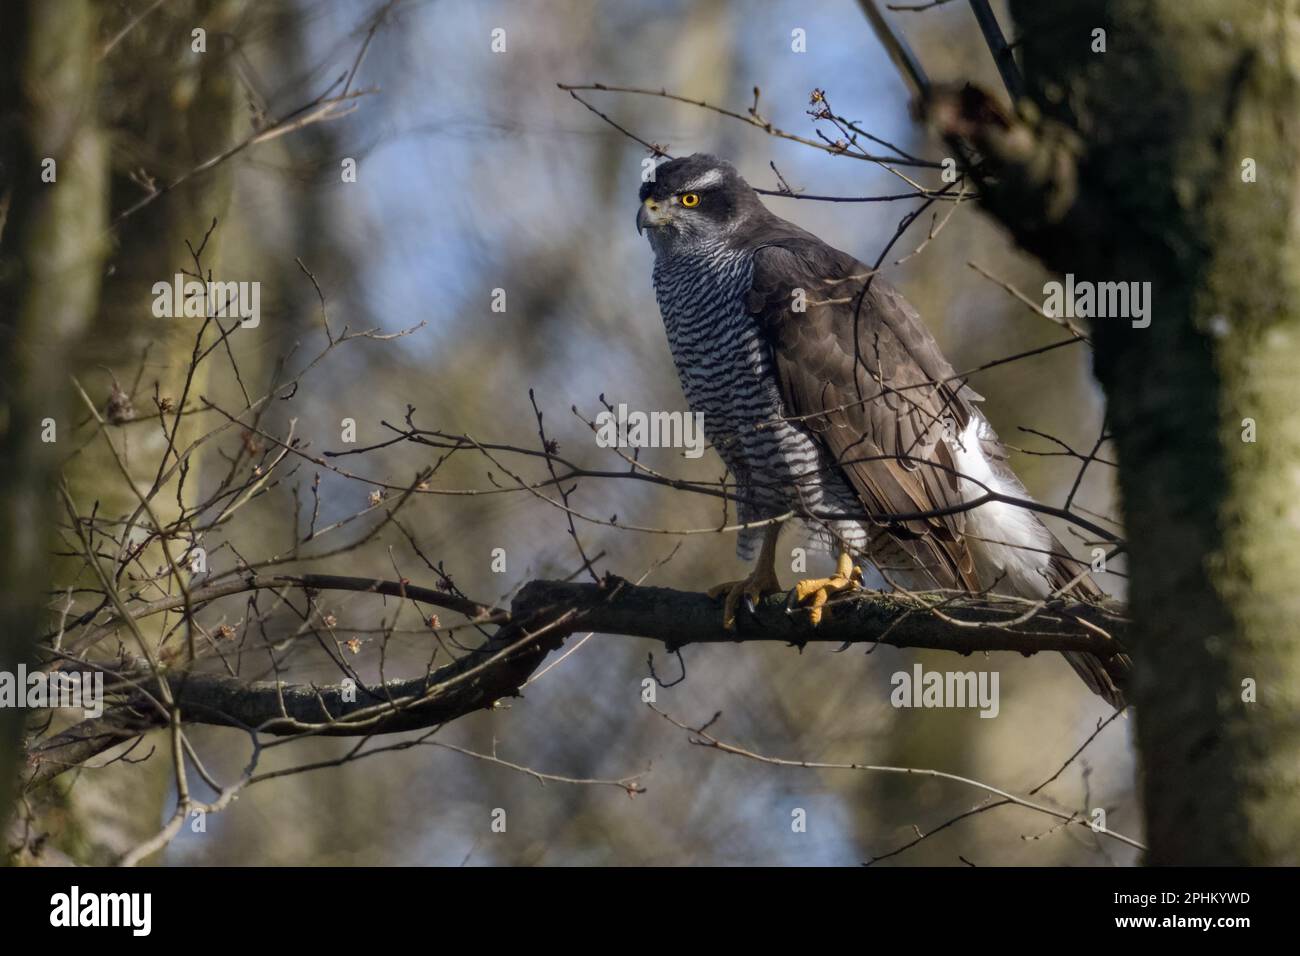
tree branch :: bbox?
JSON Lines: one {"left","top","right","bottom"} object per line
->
{"left": 967, "top": 0, "right": 1025, "bottom": 104}
{"left": 28, "top": 573, "right": 1129, "bottom": 790}
{"left": 513, "top": 579, "right": 1127, "bottom": 656}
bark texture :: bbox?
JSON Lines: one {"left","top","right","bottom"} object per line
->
{"left": 987, "top": 0, "right": 1300, "bottom": 863}
{"left": 0, "top": 0, "right": 109, "bottom": 839}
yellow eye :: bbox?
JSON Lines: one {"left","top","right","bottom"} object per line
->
{"left": 680, "top": 192, "right": 700, "bottom": 207}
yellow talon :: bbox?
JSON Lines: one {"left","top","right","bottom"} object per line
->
{"left": 791, "top": 551, "right": 863, "bottom": 625}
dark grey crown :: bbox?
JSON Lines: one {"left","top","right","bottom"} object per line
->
{"left": 639, "top": 154, "right": 743, "bottom": 201}
{"left": 636, "top": 154, "right": 766, "bottom": 252}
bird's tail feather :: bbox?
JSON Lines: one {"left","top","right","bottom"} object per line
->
{"left": 1063, "top": 649, "right": 1129, "bottom": 710}
{"left": 1046, "top": 550, "right": 1129, "bottom": 710}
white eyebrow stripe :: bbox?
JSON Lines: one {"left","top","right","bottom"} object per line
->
{"left": 679, "top": 169, "right": 725, "bottom": 192}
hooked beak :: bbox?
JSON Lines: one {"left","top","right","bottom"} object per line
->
{"left": 636, "top": 198, "right": 670, "bottom": 235}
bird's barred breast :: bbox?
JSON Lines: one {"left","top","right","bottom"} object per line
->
{"left": 652, "top": 247, "right": 868, "bottom": 558}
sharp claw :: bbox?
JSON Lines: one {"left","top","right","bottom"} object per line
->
{"left": 707, "top": 582, "right": 734, "bottom": 602}
{"left": 711, "top": 567, "right": 783, "bottom": 631}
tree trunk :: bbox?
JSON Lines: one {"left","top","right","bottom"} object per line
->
{"left": 992, "top": 0, "right": 1300, "bottom": 863}
{"left": 51, "top": 0, "right": 247, "bottom": 863}
{"left": 0, "top": 0, "right": 109, "bottom": 838}
{"left": 0, "top": 0, "right": 245, "bottom": 862}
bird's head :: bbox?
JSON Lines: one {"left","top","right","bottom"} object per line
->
{"left": 636, "top": 154, "right": 763, "bottom": 257}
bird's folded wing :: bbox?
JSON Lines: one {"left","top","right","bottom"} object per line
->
{"left": 746, "top": 237, "right": 980, "bottom": 590}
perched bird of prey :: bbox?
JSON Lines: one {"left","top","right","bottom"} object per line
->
{"left": 637, "top": 154, "right": 1128, "bottom": 707}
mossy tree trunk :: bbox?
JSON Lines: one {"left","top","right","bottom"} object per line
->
{"left": 0, "top": 0, "right": 245, "bottom": 861}
{"left": 53, "top": 0, "right": 246, "bottom": 863}
{"left": 0, "top": 0, "right": 109, "bottom": 840}
{"left": 988, "top": 0, "right": 1300, "bottom": 862}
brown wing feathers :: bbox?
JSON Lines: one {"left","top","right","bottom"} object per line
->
{"left": 743, "top": 230, "right": 1128, "bottom": 706}
{"left": 747, "top": 238, "right": 980, "bottom": 590}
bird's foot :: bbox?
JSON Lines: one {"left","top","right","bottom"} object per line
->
{"left": 787, "top": 553, "right": 863, "bottom": 625}
{"left": 708, "top": 564, "right": 783, "bottom": 630}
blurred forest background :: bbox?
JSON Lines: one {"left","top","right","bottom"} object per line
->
{"left": 6, "top": 0, "right": 1136, "bottom": 865}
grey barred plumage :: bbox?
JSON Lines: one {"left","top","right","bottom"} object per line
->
{"left": 651, "top": 236, "right": 871, "bottom": 563}
{"left": 636, "top": 153, "right": 1129, "bottom": 707}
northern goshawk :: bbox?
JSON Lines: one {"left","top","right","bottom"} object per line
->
{"left": 637, "top": 154, "right": 1128, "bottom": 708}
